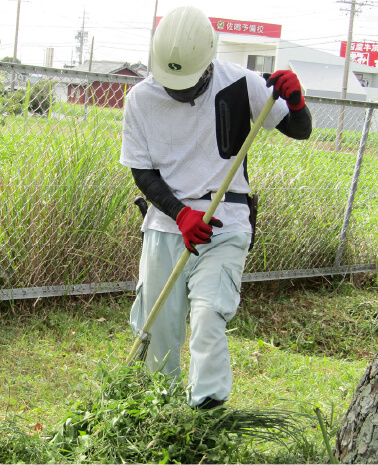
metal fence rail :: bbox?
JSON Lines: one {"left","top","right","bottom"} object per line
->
{"left": 0, "top": 62, "right": 377, "bottom": 301}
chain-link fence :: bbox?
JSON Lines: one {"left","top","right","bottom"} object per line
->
{"left": 0, "top": 62, "right": 377, "bottom": 300}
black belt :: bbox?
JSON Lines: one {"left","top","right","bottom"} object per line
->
{"left": 199, "top": 192, "right": 248, "bottom": 205}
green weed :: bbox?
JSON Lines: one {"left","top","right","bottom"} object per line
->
{"left": 0, "top": 285, "right": 373, "bottom": 463}
{"left": 0, "top": 111, "right": 142, "bottom": 288}
{"left": 236, "top": 282, "right": 378, "bottom": 358}
{"left": 0, "top": 361, "right": 317, "bottom": 464}
{"left": 0, "top": 104, "right": 376, "bottom": 290}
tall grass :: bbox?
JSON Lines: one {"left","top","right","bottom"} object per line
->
{"left": 0, "top": 104, "right": 376, "bottom": 289}
{"left": 245, "top": 130, "right": 377, "bottom": 271}
{"left": 0, "top": 109, "right": 141, "bottom": 288}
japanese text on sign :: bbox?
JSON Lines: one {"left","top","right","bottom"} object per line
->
{"left": 340, "top": 41, "right": 378, "bottom": 68}
{"left": 209, "top": 17, "right": 281, "bottom": 38}
{"left": 155, "top": 16, "right": 282, "bottom": 39}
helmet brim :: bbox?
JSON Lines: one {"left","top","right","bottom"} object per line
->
{"left": 151, "top": 61, "right": 209, "bottom": 90}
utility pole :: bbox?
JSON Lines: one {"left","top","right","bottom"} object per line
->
{"left": 147, "top": 0, "right": 159, "bottom": 75}
{"left": 335, "top": 0, "right": 374, "bottom": 152}
{"left": 75, "top": 8, "right": 88, "bottom": 65}
{"left": 10, "top": 0, "right": 21, "bottom": 91}
{"left": 79, "top": 9, "right": 85, "bottom": 65}
{"left": 9, "top": 0, "right": 31, "bottom": 90}
{"left": 12, "top": 0, "right": 21, "bottom": 65}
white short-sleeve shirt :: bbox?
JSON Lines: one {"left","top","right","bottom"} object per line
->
{"left": 120, "top": 59, "right": 288, "bottom": 235}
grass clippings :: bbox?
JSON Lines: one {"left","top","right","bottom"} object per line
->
{"left": 1, "top": 363, "right": 312, "bottom": 464}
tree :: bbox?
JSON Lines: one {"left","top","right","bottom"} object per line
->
{"left": 334, "top": 354, "right": 378, "bottom": 463}
{"left": 1, "top": 57, "right": 21, "bottom": 63}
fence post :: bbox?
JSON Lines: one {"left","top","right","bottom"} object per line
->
{"left": 334, "top": 106, "right": 373, "bottom": 267}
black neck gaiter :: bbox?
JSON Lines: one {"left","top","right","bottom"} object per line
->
{"left": 165, "top": 63, "right": 214, "bottom": 106}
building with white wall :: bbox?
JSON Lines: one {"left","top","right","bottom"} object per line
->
{"left": 212, "top": 17, "right": 378, "bottom": 103}
{"left": 217, "top": 35, "right": 278, "bottom": 74}
{"left": 211, "top": 16, "right": 281, "bottom": 75}
{"left": 276, "top": 41, "right": 378, "bottom": 102}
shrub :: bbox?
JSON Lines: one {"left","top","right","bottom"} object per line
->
{"left": 0, "top": 77, "right": 54, "bottom": 116}
{"left": 28, "top": 80, "right": 54, "bottom": 115}
{"left": 0, "top": 87, "right": 23, "bottom": 116}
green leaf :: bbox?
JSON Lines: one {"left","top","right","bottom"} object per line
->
{"left": 159, "top": 448, "right": 170, "bottom": 464}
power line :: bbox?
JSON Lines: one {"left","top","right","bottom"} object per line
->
{"left": 0, "top": 23, "right": 151, "bottom": 30}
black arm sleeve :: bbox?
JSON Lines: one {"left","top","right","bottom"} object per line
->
{"left": 275, "top": 105, "right": 312, "bottom": 140}
{"left": 131, "top": 168, "right": 185, "bottom": 221}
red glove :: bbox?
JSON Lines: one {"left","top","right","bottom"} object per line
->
{"left": 176, "top": 206, "right": 223, "bottom": 255}
{"left": 264, "top": 70, "right": 305, "bottom": 111}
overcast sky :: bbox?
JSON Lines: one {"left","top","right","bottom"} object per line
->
{"left": 1, "top": 0, "right": 378, "bottom": 68}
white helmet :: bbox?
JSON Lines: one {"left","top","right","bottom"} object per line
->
{"left": 151, "top": 6, "right": 218, "bottom": 90}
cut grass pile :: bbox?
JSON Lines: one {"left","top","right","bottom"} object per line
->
{"left": 0, "top": 281, "right": 377, "bottom": 462}
{"left": 0, "top": 364, "right": 312, "bottom": 464}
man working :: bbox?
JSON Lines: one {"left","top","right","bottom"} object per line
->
{"left": 120, "top": 6, "right": 312, "bottom": 409}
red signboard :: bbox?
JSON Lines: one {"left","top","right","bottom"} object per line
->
{"left": 340, "top": 41, "right": 378, "bottom": 68}
{"left": 209, "top": 17, "right": 281, "bottom": 39}
{"left": 155, "top": 17, "right": 281, "bottom": 39}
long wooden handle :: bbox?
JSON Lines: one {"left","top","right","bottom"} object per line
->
{"left": 126, "top": 94, "right": 276, "bottom": 364}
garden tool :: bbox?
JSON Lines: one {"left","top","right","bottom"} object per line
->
{"left": 126, "top": 93, "right": 277, "bottom": 365}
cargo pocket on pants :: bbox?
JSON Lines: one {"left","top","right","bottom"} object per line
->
{"left": 215, "top": 265, "right": 242, "bottom": 322}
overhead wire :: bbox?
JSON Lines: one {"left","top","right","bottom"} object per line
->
{"left": 1, "top": 6, "right": 378, "bottom": 67}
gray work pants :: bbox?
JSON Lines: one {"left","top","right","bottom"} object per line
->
{"left": 130, "top": 229, "right": 250, "bottom": 407}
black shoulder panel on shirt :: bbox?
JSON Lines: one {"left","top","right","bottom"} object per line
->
{"left": 215, "top": 77, "right": 250, "bottom": 159}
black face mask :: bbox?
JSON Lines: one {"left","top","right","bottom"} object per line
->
{"left": 165, "top": 63, "right": 214, "bottom": 106}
